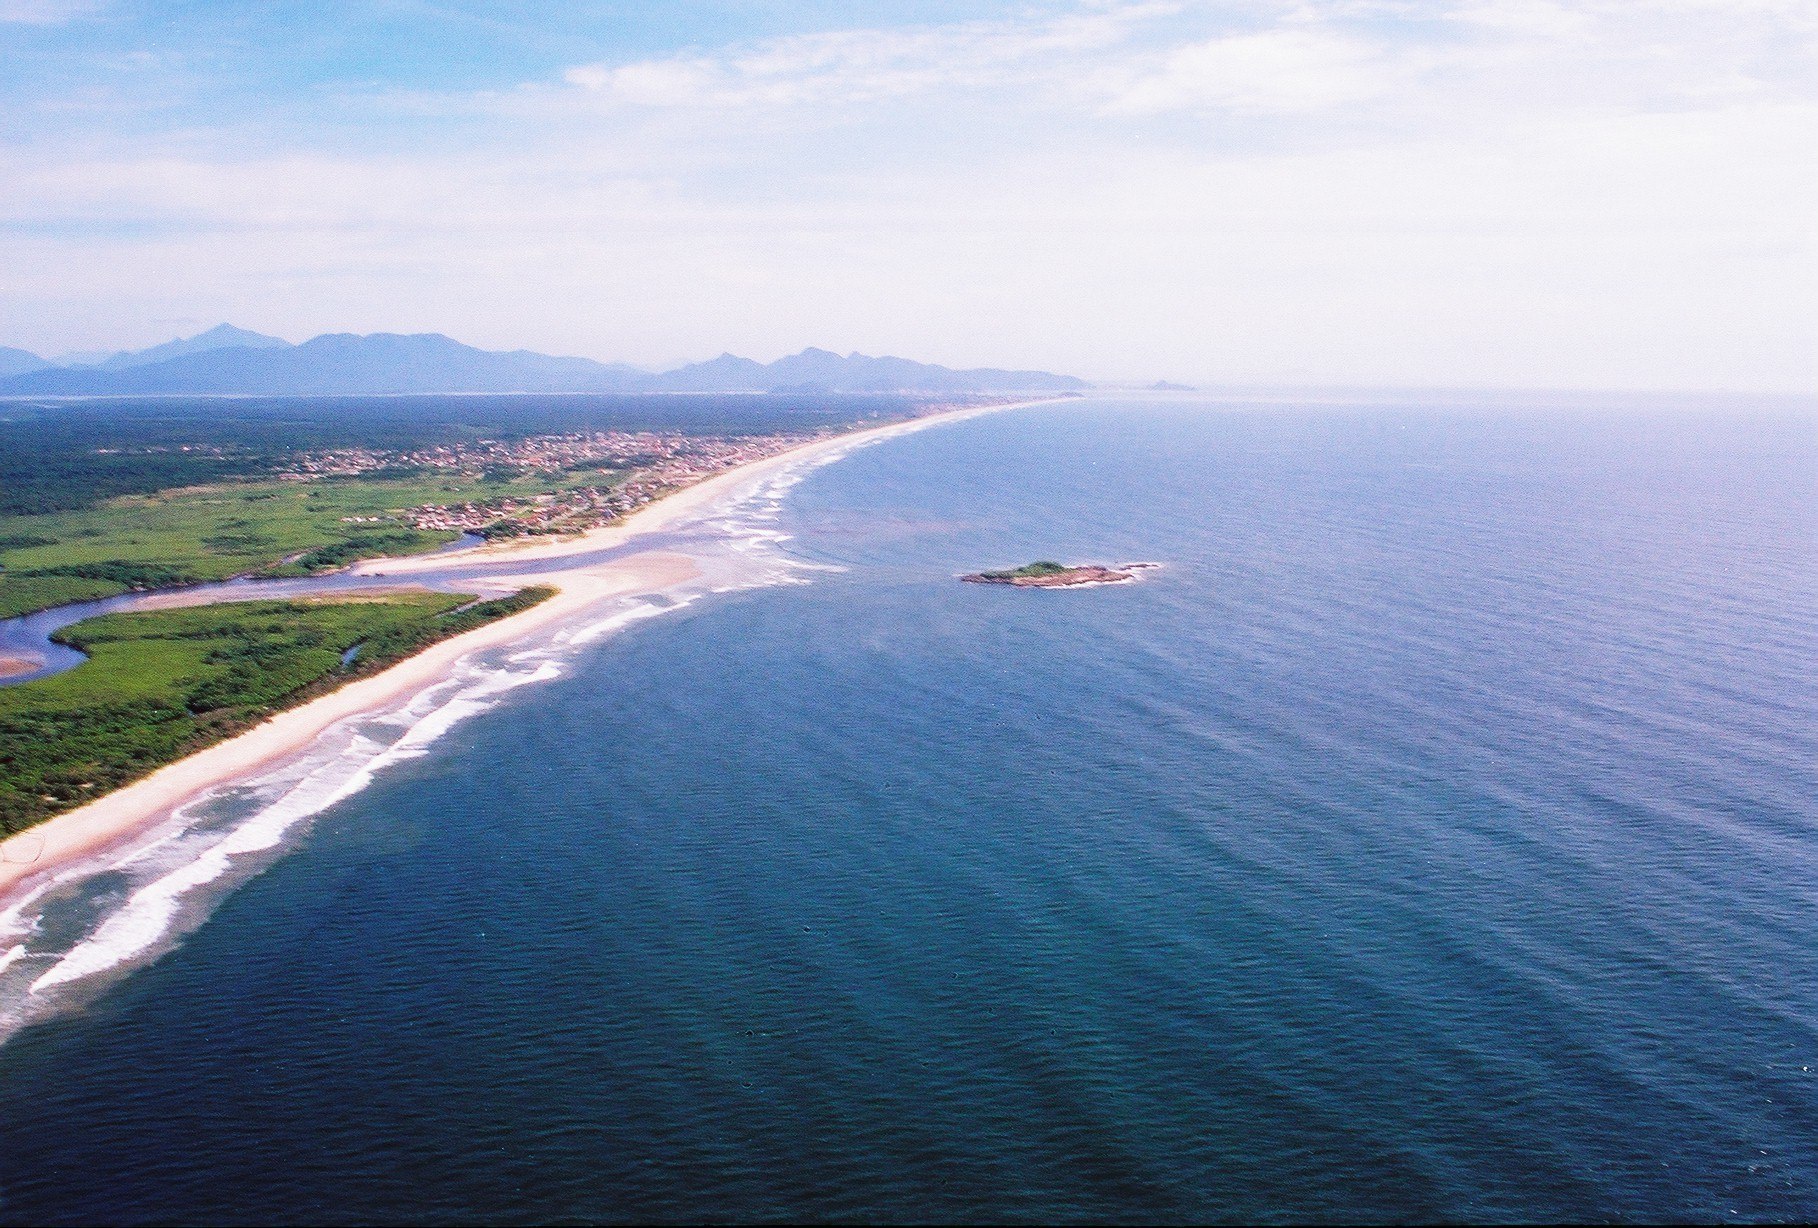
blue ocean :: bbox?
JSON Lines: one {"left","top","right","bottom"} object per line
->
{"left": 0, "top": 396, "right": 1813, "bottom": 1223}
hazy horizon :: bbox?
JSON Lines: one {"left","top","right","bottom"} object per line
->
{"left": 13, "top": 322, "right": 1818, "bottom": 400}
{"left": 3, "top": 1, "right": 1814, "bottom": 394}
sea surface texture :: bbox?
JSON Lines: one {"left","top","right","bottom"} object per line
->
{"left": 0, "top": 396, "right": 1813, "bottom": 1224}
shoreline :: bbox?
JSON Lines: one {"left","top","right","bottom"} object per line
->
{"left": 351, "top": 397, "right": 1041, "bottom": 576}
{"left": 0, "top": 397, "right": 1054, "bottom": 905}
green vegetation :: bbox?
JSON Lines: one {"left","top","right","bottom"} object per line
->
{"left": 976, "top": 560, "right": 1070, "bottom": 580}
{"left": 0, "top": 393, "right": 927, "bottom": 515}
{"left": 0, "top": 574, "right": 125, "bottom": 616}
{"left": 0, "top": 469, "right": 610, "bottom": 618}
{"left": 0, "top": 586, "right": 552, "bottom": 833}
{"left": 0, "top": 393, "right": 943, "bottom": 618}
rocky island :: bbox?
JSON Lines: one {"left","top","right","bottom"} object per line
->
{"left": 960, "top": 560, "right": 1154, "bottom": 588}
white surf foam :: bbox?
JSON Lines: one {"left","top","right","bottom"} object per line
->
{"left": 26, "top": 653, "right": 567, "bottom": 995}
{"left": 0, "top": 880, "right": 54, "bottom": 950}
{"left": 565, "top": 596, "right": 695, "bottom": 648}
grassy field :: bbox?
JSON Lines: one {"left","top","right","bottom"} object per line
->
{"left": 0, "top": 586, "right": 552, "bottom": 833}
{"left": 0, "top": 469, "right": 612, "bottom": 618}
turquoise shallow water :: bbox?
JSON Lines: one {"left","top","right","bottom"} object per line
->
{"left": 0, "top": 396, "right": 1813, "bottom": 1223}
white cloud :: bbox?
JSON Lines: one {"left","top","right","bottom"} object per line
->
{"left": 1445, "top": 0, "right": 1592, "bottom": 37}
{"left": 539, "top": 0, "right": 1817, "bottom": 128}
{"left": 1101, "top": 29, "right": 1395, "bottom": 114}
{"left": 558, "top": 3, "right": 1171, "bottom": 110}
{"left": 0, "top": 0, "right": 98, "bottom": 22}
{"left": 3, "top": 0, "right": 1816, "bottom": 390}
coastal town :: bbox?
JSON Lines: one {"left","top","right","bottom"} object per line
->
{"left": 280, "top": 429, "right": 832, "bottom": 538}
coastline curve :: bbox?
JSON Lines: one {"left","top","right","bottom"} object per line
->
{"left": 0, "top": 396, "right": 1054, "bottom": 1035}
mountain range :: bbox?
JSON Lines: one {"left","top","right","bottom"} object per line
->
{"left": 0, "top": 326, "right": 1087, "bottom": 396}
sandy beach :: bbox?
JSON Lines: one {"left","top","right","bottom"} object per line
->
{"left": 0, "top": 657, "right": 36, "bottom": 681}
{"left": 353, "top": 397, "right": 1030, "bottom": 577}
{"left": 0, "top": 397, "right": 1050, "bottom": 904}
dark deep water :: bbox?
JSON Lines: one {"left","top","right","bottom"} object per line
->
{"left": 0, "top": 396, "right": 1813, "bottom": 1224}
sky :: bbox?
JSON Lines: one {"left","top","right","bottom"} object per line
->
{"left": 1, "top": 1, "right": 1814, "bottom": 391}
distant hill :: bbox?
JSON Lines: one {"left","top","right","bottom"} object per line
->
{"left": 1, "top": 332, "right": 646, "bottom": 396}
{"left": 0, "top": 347, "right": 50, "bottom": 378}
{"left": 0, "top": 330, "right": 1087, "bottom": 396}
{"left": 92, "top": 323, "right": 291, "bottom": 370}
{"left": 655, "top": 347, "right": 1087, "bottom": 394}
{"left": 654, "top": 353, "right": 771, "bottom": 392}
